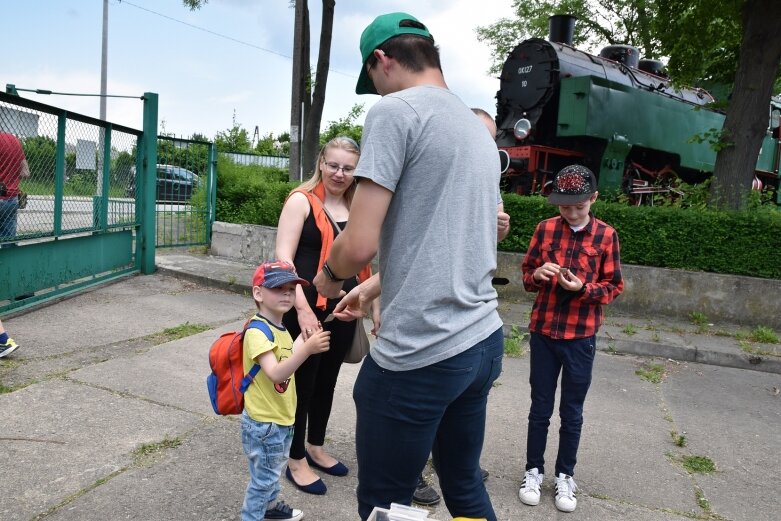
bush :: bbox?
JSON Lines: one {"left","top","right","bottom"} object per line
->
{"left": 214, "top": 167, "right": 781, "bottom": 280}
{"left": 499, "top": 193, "right": 781, "bottom": 279}
{"left": 215, "top": 156, "right": 296, "bottom": 226}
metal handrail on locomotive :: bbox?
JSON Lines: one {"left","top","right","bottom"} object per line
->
{"left": 494, "top": 14, "right": 781, "bottom": 205}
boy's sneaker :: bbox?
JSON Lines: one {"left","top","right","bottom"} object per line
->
{"left": 518, "top": 468, "right": 544, "bottom": 506}
{"left": 554, "top": 473, "right": 578, "bottom": 512}
{"left": 264, "top": 500, "right": 303, "bottom": 521}
{"left": 0, "top": 337, "right": 19, "bottom": 359}
{"left": 412, "top": 475, "right": 441, "bottom": 506}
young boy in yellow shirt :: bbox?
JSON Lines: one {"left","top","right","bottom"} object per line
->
{"left": 241, "top": 260, "right": 330, "bottom": 521}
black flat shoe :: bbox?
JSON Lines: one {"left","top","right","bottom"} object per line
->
{"left": 285, "top": 466, "right": 327, "bottom": 495}
{"left": 305, "top": 450, "right": 349, "bottom": 477}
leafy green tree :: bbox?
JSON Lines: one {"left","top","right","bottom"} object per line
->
{"left": 183, "top": 0, "right": 337, "bottom": 182}
{"left": 318, "top": 103, "right": 365, "bottom": 147}
{"left": 21, "top": 136, "right": 57, "bottom": 182}
{"left": 254, "top": 132, "right": 290, "bottom": 157}
{"left": 213, "top": 112, "right": 252, "bottom": 153}
{"left": 654, "top": 0, "right": 781, "bottom": 209}
{"left": 476, "top": 0, "right": 660, "bottom": 75}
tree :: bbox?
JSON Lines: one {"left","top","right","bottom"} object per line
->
{"left": 476, "top": 0, "right": 660, "bottom": 75}
{"left": 213, "top": 112, "right": 252, "bottom": 153}
{"left": 654, "top": 0, "right": 781, "bottom": 209}
{"left": 183, "top": 1, "right": 336, "bottom": 183}
{"left": 319, "top": 103, "right": 365, "bottom": 147}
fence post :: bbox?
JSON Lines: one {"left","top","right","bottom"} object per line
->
{"left": 206, "top": 142, "right": 217, "bottom": 244}
{"left": 139, "top": 92, "right": 158, "bottom": 274}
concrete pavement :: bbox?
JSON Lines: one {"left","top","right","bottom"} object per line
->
{"left": 1, "top": 254, "right": 779, "bottom": 521}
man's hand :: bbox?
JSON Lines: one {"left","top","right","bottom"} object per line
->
{"left": 313, "top": 269, "right": 345, "bottom": 299}
{"left": 497, "top": 210, "right": 510, "bottom": 240}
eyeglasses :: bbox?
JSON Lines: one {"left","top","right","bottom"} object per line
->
{"left": 323, "top": 161, "right": 356, "bottom": 174}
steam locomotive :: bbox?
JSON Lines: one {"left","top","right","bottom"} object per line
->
{"left": 495, "top": 15, "right": 781, "bottom": 204}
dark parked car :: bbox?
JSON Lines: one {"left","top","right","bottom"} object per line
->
{"left": 126, "top": 164, "right": 201, "bottom": 202}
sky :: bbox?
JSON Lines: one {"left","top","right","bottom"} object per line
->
{"left": 3, "top": 0, "right": 516, "bottom": 142}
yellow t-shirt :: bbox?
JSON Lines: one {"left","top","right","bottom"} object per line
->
{"left": 242, "top": 315, "right": 297, "bottom": 425}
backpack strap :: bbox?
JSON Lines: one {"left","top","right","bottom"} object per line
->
{"left": 239, "top": 318, "right": 275, "bottom": 393}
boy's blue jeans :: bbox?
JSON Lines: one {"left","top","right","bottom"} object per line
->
{"left": 241, "top": 412, "right": 293, "bottom": 521}
{"left": 353, "top": 327, "right": 504, "bottom": 521}
{"left": 526, "top": 332, "right": 596, "bottom": 477}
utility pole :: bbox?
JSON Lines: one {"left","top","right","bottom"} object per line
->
{"left": 98, "top": 0, "right": 109, "bottom": 195}
{"left": 100, "top": 0, "right": 108, "bottom": 122}
{"left": 289, "top": 0, "right": 305, "bottom": 182}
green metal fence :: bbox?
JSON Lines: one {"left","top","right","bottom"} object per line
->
{"left": 154, "top": 136, "right": 216, "bottom": 248}
{"left": 0, "top": 90, "right": 158, "bottom": 314}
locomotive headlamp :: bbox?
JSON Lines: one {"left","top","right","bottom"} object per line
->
{"left": 499, "top": 149, "right": 510, "bottom": 173}
{"left": 513, "top": 118, "right": 532, "bottom": 140}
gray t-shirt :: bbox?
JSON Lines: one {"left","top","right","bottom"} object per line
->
{"left": 356, "top": 85, "right": 503, "bottom": 371}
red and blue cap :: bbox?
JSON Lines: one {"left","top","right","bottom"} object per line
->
{"left": 253, "top": 260, "right": 309, "bottom": 288}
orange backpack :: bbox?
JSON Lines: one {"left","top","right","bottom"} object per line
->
{"left": 206, "top": 319, "right": 273, "bottom": 415}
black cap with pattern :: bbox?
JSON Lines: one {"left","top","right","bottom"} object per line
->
{"left": 547, "top": 165, "right": 597, "bottom": 205}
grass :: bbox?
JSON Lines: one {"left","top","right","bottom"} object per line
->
{"left": 21, "top": 179, "right": 127, "bottom": 198}
{"left": 635, "top": 362, "right": 666, "bottom": 384}
{"left": 688, "top": 311, "right": 708, "bottom": 327}
{"left": 739, "top": 341, "right": 779, "bottom": 357}
{"left": 504, "top": 325, "right": 528, "bottom": 358}
{"left": 670, "top": 430, "right": 687, "bottom": 447}
{"left": 695, "top": 487, "right": 711, "bottom": 511}
{"left": 682, "top": 455, "right": 716, "bottom": 474}
{"left": 133, "top": 435, "right": 182, "bottom": 457}
{"left": 749, "top": 326, "right": 779, "bottom": 344}
{"left": 622, "top": 324, "right": 638, "bottom": 336}
{"left": 145, "top": 322, "right": 211, "bottom": 345}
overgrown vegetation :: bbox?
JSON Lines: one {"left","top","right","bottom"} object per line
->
{"left": 503, "top": 325, "right": 529, "bottom": 357}
{"left": 635, "top": 362, "right": 666, "bottom": 384}
{"left": 145, "top": 322, "right": 211, "bottom": 345}
{"left": 682, "top": 455, "right": 716, "bottom": 474}
{"left": 214, "top": 167, "right": 781, "bottom": 280}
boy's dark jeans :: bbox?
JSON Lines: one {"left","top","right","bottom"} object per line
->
{"left": 353, "top": 327, "right": 504, "bottom": 521}
{"left": 526, "top": 332, "right": 596, "bottom": 477}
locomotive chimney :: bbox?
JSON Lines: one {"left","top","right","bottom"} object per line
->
{"left": 548, "top": 14, "right": 576, "bottom": 45}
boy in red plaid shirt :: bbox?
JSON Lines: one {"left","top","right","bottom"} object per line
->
{"left": 518, "top": 165, "right": 624, "bottom": 513}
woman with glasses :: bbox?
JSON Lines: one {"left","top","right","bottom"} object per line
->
{"left": 276, "top": 136, "right": 377, "bottom": 495}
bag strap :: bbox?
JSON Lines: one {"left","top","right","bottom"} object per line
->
{"left": 239, "top": 319, "right": 275, "bottom": 393}
{"left": 314, "top": 195, "right": 343, "bottom": 234}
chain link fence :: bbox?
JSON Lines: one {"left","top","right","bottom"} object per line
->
{"left": 1, "top": 99, "right": 139, "bottom": 244}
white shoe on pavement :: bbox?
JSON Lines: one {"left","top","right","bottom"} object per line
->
{"left": 518, "top": 468, "right": 544, "bottom": 506}
{"left": 554, "top": 473, "right": 578, "bottom": 512}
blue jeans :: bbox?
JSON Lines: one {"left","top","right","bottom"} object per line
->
{"left": 241, "top": 412, "right": 294, "bottom": 521}
{"left": 353, "top": 327, "right": 504, "bottom": 521}
{"left": 0, "top": 196, "right": 18, "bottom": 242}
{"left": 526, "top": 333, "right": 596, "bottom": 477}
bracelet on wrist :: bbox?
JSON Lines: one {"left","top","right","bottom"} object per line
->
{"left": 322, "top": 261, "right": 347, "bottom": 282}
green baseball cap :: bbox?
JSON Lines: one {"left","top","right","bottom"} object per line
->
{"left": 355, "top": 12, "right": 433, "bottom": 95}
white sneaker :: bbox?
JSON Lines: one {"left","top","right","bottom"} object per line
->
{"left": 554, "top": 473, "right": 578, "bottom": 512}
{"left": 518, "top": 468, "right": 544, "bottom": 506}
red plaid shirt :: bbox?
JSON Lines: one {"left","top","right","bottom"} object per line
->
{"left": 522, "top": 214, "right": 624, "bottom": 339}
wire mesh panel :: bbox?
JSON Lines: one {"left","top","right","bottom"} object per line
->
{"left": 155, "top": 136, "right": 214, "bottom": 248}
{"left": 0, "top": 91, "right": 143, "bottom": 311}
{"left": 0, "top": 98, "right": 140, "bottom": 242}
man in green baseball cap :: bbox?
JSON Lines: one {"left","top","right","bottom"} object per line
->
{"left": 355, "top": 12, "right": 435, "bottom": 95}
{"left": 314, "top": 10, "right": 504, "bottom": 521}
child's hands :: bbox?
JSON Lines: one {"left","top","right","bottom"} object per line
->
{"left": 557, "top": 267, "right": 584, "bottom": 292}
{"left": 302, "top": 323, "right": 330, "bottom": 355}
{"left": 533, "top": 262, "right": 561, "bottom": 283}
